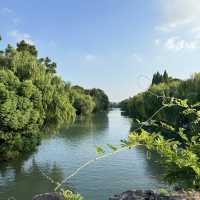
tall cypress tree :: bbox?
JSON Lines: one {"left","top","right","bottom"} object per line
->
{"left": 163, "top": 70, "right": 169, "bottom": 82}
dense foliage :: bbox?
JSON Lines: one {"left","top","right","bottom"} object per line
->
{"left": 118, "top": 71, "right": 200, "bottom": 189}
{"left": 152, "top": 70, "right": 169, "bottom": 85}
{"left": 0, "top": 39, "right": 109, "bottom": 160}
{"left": 85, "top": 88, "right": 109, "bottom": 112}
{"left": 120, "top": 71, "right": 200, "bottom": 122}
{"left": 124, "top": 98, "right": 200, "bottom": 189}
{"left": 151, "top": 70, "right": 180, "bottom": 85}
{"left": 71, "top": 86, "right": 109, "bottom": 113}
{"left": 70, "top": 86, "right": 95, "bottom": 115}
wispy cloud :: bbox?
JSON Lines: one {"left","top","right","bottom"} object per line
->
{"left": 83, "top": 54, "right": 97, "bottom": 62}
{"left": 0, "top": 7, "right": 21, "bottom": 26}
{"left": 155, "top": 0, "right": 200, "bottom": 51}
{"left": 164, "top": 37, "right": 199, "bottom": 51}
{"left": 155, "top": 36, "right": 199, "bottom": 51}
{"left": 131, "top": 53, "right": 143, "bottom": 63}
{"left": 0, "top": 7, "right": 13, "bottom": 15}
{"left": 157, "top": 0, "right": 200, "bottom": 32}
{"left": 8, "top": 30, "right": 34, "bottom": 44}
{"left": 155, "top": 19, "right": 194, "bottom": 33}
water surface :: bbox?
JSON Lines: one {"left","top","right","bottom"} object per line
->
{"left": 0, "top": 109, "right": 166, "bottom": 200}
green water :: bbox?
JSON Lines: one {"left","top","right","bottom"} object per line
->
{"left": 0, "top": 109, "right": 167, "bottom": 200}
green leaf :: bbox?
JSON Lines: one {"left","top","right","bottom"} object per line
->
{"left": 95, "top": 146, "right": 105, "bottom": 154}
{"left": 178, "top": 128, "right": 189, "bottom": 142}
{"left": 107, "top": 144, "right": 118, "bottom": 151}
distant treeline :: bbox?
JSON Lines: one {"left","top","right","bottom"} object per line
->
{"left": 119, "top": 70, "right": 200, "bottom": 122}
{"left": 0, "top": 38, "right": 109, "bottom": 160}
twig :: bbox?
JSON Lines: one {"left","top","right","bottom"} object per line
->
{"left": 55, "top": 147, "right": 128, "bottom": 191}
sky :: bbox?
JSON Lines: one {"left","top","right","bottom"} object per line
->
{"left": 1, "top": 0, "right": 200, "bottom": 102}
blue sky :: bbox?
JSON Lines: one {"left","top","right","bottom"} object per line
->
{"left": 1, "top": 0, "right": 200, "bottom": 101}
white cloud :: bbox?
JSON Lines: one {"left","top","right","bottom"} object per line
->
{"left": 158, "top": 0, "right": 200, "bottom": 32}
{"left": 164, "top": 37, "right": 199, "bottom": 51}
{"left": 155, "top": 39, "right": 161, "bottom": 46}
{"left": 156, "top": 19, "right": 194, "bottom": 33}
{"left": 155, "top": 0, "right": 200, "bottom": 51}
{"left": 83, "top": 54, "right": 96, "bottom": 62}
{"left": 8, "top": 30, "right": 34, "bottom": 45}
{"left": 0, "top": 8, "right": 13, "bottom": 15}
{"left": 132, "top": 53, "right": 143, "bottom": 63}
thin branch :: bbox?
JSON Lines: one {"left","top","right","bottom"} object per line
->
{"left": 55, "top": 147, "right": 129, "bottom": 191}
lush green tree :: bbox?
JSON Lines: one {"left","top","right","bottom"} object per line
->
{"left": 0, "top": 69, "right": 43, "bottom": 160}
{"left": 45, "top": 76, "right": 76, "bottom": 124}
{"left": 39, "top": 57, "right": 57, "bottom": 74}
{"left": 121, "top": 72, "right": 200, "bottom": 123}
{"left": 110, "top": 102, "right": 119, "bottom": 108}
{"left": 152, "top": 72, "right": 162, "bottom": 85}
{"left": 0, "top": 41, "right": 74, "bottom": 160}
{"left": 0, "top": 39, "right": 109, "bottom": 160}
{"left": 72, "top": 85, "right": 85, "bottom": 93}
{"left": 71, "top": 91, "right": 95, "bottom": 115}
{"left": 126, "top": 98, "right": 200, "bottom": 189}
{"left": 163, "top": 70, "right": 169, "bottom": 82}
{"left": 152, "top": 70, "right": 171, "bottom": 85}
{"left": 16, "top": 40, "right": 38, "bottom": 57}
{"left": 86, "top": 88, "right": 109, "bottom": 112}
{"left": 120, "top": 71, "right": 194, "bottom": 121}
{"left": 71, "top": 86, "right": 109, "bottom": 114}
{"left": 70, "top": 87, "right": 95, "bottom": 115}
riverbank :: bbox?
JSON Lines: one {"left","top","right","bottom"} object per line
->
{"left": 31, "top": 190, "right": 200, "bottom": 200}
{"left": 109, "top": 190, "right": 200, "bottom": 200}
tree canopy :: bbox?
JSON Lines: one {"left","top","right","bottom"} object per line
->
{"left": 0, "top": 39, "right": 109, "bottom": 160}
{"left": 151, "top": 70, "right": 176, "bottom": 85}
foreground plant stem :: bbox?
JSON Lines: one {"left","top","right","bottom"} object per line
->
{"left": 54, "top": 146, "right": 129, "bottom": 191}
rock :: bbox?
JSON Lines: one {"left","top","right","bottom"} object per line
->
{"left": 32, "top": 193, "right": 65, "bottom": 200}
{"left": 108, "top": 190, "right": 195, "bottom": 200}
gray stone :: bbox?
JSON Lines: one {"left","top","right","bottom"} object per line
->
{"left": 32, "top": 193, "right": 65, "bottom": 200}
{"left": 109, "top": 190, "right": 188, "bottom": 200}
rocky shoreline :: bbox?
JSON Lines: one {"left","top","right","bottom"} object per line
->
{"left": 32, "top": 193, "right": 65, "bottom": 200}
{"left": 32, "top": 190, "right": 200, "bottom": 200}
{"left": 109, "top": 190, "right": 200, "bottom": 200}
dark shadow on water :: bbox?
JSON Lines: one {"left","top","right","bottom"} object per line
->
{"left": 136, "top": 147, "right": 167, "bottom": 185}
{"left": 59, "top": 111, "right": 109, "bottom": 140}
{"left": 0, "top": 112, "right": 109, "bottom": 200}
{"left": 0, "top": 157, "right": 68, "bottom": 200}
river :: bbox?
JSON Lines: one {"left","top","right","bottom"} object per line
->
{"left": 0, "top": 109, "right": 167, "bottom": 200}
